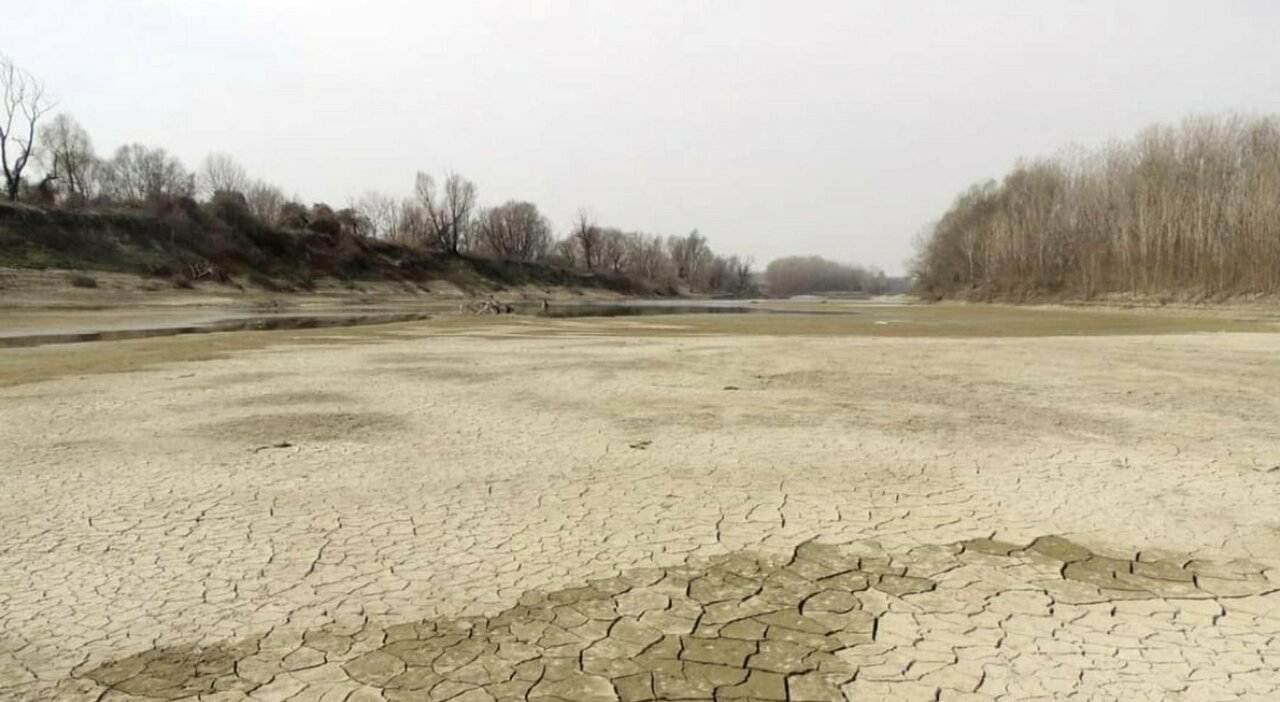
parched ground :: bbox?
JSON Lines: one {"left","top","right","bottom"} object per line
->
{"left": 2, "top": 305, "right": 1280, "bottom": 701}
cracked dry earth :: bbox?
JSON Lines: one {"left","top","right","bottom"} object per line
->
{"left": 3, "top": 315, "right": 1280, "bottom": 701}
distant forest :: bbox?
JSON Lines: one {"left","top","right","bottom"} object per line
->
{"left": 914, "top": 115, "right": 1280, "bottom": 300}
{"left": 764, "top": 256, "right": 894, "bottom": 297}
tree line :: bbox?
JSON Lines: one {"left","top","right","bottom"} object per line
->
{"left": 2, "top": 54, "right": 756, "bottom": 295}
{"left": 764, "top": 256, "right": 889, "bottom": 297}
{"left": 913, "top": 114, "right": 1280, "bottom": 299}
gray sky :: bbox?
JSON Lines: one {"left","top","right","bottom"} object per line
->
{"left": 11, "top": 1, "right": 1280, "bottom": 273}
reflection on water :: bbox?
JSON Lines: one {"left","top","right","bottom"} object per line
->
{"left": 0, "top": 312, "right": 434, "bottom": 348}
{"left": 520, "top": 300, "right": 857, "bottom": 318}
{"left": 525, "top": 302, "right": 758, "bottom": 318}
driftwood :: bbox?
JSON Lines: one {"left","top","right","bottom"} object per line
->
{"left": 184, "top": 261, "right": 222, "bottom": 281}
{"left": 459, "top": 297, "right": 513, "bottom": 315}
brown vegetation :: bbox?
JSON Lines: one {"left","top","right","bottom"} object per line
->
{"left": 764, "top": 255, "right": 887, "bottom": 297}
{"left": 914, "top": 114, "right": 1280, "bottom": 300}
{"left": 0, "top": 53, "right": 764, "bottom": 297}
{"left": 0, "top": 199, "right": 649, "bottom": 296}
{"left": 470, "top": 201, "right": 554, "bottom": 261}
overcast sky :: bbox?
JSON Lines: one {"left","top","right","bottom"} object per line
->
{"left": 10, "top": 1, "right": 1280, "bottom": 273}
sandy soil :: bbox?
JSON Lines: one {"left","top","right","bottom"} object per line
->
{"left": 2, "top": 306, "right": 1279, "bottom": 701}
{"left": 0, "top": 265, "right": 627, "bottom": 344}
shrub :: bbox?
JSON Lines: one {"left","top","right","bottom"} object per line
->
{"left": 306, "top": 204, "right": 343, "bottom": 237}
{"left": 277, "top": 201, "right": 310, "bottom": 230}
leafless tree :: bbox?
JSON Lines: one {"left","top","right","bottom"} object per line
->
{"left": 472, "top": 200, "right": 553, "bottom": 261}
{"left": 914, "top": 114, "right": 1280, "bottom": 298}
{"left": 37, "top": 113, "right": 95, "bottom": 200}
{"left": 667, "top": 230, "right": 711, "bottom": 287}
{"left": 352, "top": 191, "right": 401, "bottom": 239}
{"left": 245, "top": 180, "right": 287, "bottom": 225}
{"left": 1, "top": 55, "right": 55, "bottom": 201}
{"left": 550, "top": 237, "right": 580, "bottom": 268}
{"left": 706, "top": 256, "right": 733, "bottom": 292}
{"left": 624, "top": 232, "right": 673, "bottom": 283}
{"left": 335, "top": 206, "right": 371, "bottom": 238}
{"left": 393, "top": 199, "right": 431, "bottom": 246}
{"left": 599, "top": 228, "right": 632, "bottom": 273}
{"left": 570, "top": 210, "right": 603, "bottom": 270}
{"left": 543, "top": 212, "right": 757, "bottom": 293}
{"left": 98, "top": 144, "right": 194, "bottom": 201}
{"left": 765, "top": 256, "right": 881, "bottom": 296}
{"left": 731, "top": 256, "right": 755, "bottom": 293}
{"left": 197, "top": 152, "right": 250, "bottom": 198}
{"left": 414, "top": 172, "right": 476, "bottom": 254}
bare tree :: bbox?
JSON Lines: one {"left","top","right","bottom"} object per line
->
{"left": 765, "top": 256, "right": 880, "bottom": 296}
{"left": 414, "top": 172, "right": 476, "bottom": 254}
{"left": 335, "top": 206, "right": 371, "bottom": 238}
{"left": 730, "top": 256, "right": 755, "bottom": 294}
{"left": 705, "top": 255, "right": 735, "bottom": 292}
{"left": 37, "top": 113, "right": 95, "bottom": 199}
{"left": 914, "top": 113, "right": 1280, "bottom": 299}
{"left": 551, "top": 237, "right": 580, "bottom": 268}
{"left": 98, "top": 144, "right": 194, "bottom": 201}
{"left": 1, "top": 55, "right": 55, "bottom": 201}
{"left": 571, "top": 210, "right": 603, "bottom": 270}
{"left": 472, "top": 200, "right": 553, "bottom": 260}
{"left": 353, "top": 191, "right": 401, "bottom": 239}
{"left": 547, "top": 217, "right": 752, "bottom": 292}
{"left": 667, "top": 230, "right": 710, "bottom": 287}
{"left": 197, "top": 152, "right": 250, "bottom": 198}
{"left": 394, "top": 199, "right": 431, "bottom": 245}
{"left": 624, "top": 233, "right": 674, "bottom": 283}
{"left": 245, "top": 180, "right": 287, "bottom": 225}
{"left": 600, "top": 228, "right": 630, "bottom": 274}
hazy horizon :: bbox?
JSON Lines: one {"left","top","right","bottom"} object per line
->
{"left": 11, "top": 1, "right": 1280, "bottom": 274}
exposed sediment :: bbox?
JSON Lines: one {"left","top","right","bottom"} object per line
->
{"left": 4, "top": 312, "right": 1280, "bottom": 700}
{"left": 75, "top": 537, "right": 1280, "bottom": 700}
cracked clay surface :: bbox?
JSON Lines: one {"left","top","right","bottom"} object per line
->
{"left": 3, "top": 317, "right": 1280, "bottom": 700}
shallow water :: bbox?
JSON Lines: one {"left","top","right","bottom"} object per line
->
{"left": 524, "top": 300, "right": 782, "bottom": 318}
{"left": 0, "top": 312, "right": 439, "bottom": 348}
{"left": 3, "top": 298, "right": 1277, "bottom": 349}
{"left": 0, "top": 300, "right": 805, "bottom": 348}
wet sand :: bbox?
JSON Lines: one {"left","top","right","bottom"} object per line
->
{"left": 2, "top": 304, "right": 1279, "bottom": 700}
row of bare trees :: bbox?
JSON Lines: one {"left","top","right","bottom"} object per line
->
{"left": 914, "top": 114, "right": 1280, "bottom": 298}
{"left": 350, "top": 182, "right": 753, "bottom": 292}
{"left": 549, "top": 215, "right": 753, "bottom": 293}
{"left": 1, "top": 57, "right": 201, "bottom": 205}
{"left": 2, "top": 53, "right": 757, "bottom": 294}
{"left": 19, "top": 106, "right": 278, "bottom": 211}
{"left": 764, "top": 256, "right": 888, "bottom": 297}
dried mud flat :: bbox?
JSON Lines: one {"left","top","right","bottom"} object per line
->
{"left": 2, "top": 306, "right": 1280, "bottom": 701}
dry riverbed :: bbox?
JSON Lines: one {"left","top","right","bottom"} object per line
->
{"left": 2, "top": 303, "right": 1280, "bottom": 701}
